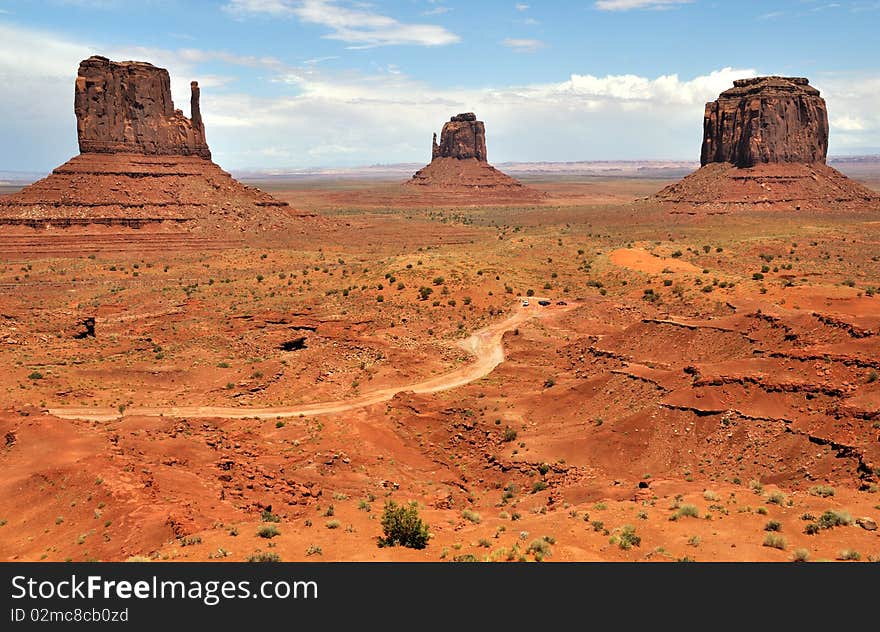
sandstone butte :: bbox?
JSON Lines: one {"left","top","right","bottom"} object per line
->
{"left": 0, "top": 55, "right": 310, "bottom": 232}
{"left": 653, "top": 76, "right": 880, "bottom": 212}
{"left": 406, "top": 113, "right": 541, "bottom": 200}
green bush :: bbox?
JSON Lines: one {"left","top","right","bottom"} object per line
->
{"left": 617, "top": 525, "right": 641, "bottom": 550}
{"left": 526, "top": 538, "right": 552, "bottom": 561}
{"left": 379, "top": 501, "right": 430, "bottom": 549}
{"left": 261, "top": 509, "right": 281, "bottom": 523}
{"left": 671, "top": 504, "right": 700, "bottom": 520}
{"left": 811, "top": 510, "right": 852, "bottom": 532}
{"left": 257, "top": 524, "right": 280, "bottom": 539}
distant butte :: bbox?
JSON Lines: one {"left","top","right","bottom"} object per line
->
{"left": 654, "top": 76, "right": 879, "bottom": 212}
{"left": 0, "top": 55, "right": 310, "bottom": 231}
{"left": 406, "top": 112, "right": 541, "bottom": 199}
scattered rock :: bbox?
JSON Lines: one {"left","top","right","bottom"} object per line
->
{"left": 856, "top": 517, "right": 877, "bottom": 531}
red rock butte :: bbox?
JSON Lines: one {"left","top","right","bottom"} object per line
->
{"left": 654, "top": 76, "right": 879, "bottom": 212}
{"left": 0, "top": 55, "right": 309, "bottom": 232}
{"left": 406, "top": 113, "right": 540, "bottom": 200}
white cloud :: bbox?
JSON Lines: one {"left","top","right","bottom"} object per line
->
{"left": 224, "top": 0, "right": 460, "bottom": 47}
{"left": 595, "top": 0, "right": 694, "bottom": 11}
{"left": 501, "top": 38, "right": 545, "bottom": 53}
{"left": 0, "top": 21, "right": 878, "bottom": 172}
{"left": 515, "top": 3, "right": 530, "bottom": 10}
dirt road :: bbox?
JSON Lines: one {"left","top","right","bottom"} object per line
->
{"left": 49, "top": 300, "right": 574, "bottom": 422}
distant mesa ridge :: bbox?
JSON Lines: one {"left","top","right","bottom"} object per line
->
{"left": 653, "top": 76, "right": 879, "bottom": 212}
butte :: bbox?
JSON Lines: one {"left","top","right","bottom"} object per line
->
{"left": 405, "top": 113, "right": 542, "bottom": 202}
{"left": 653, "top": 76, "right": 879, "bottom": 212}
{"left": 0, "top": 55, "right": 310, "bottom": 234}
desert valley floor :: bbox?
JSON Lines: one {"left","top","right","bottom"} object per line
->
{"left": 1, "top": 171, "right": 879, "bottom": 562}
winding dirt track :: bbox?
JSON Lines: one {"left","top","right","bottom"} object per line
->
{"left": 49, "top": 301, "right": 575, "bottom": 422}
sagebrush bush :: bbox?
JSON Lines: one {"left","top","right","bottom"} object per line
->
{"left": 379, "top": 501, "right": 430, "bottom": 549}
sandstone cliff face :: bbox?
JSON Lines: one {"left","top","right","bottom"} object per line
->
{"left": 435, "top": 113, "right": 487, "bottom": 162}
{"left": 75, "top": 55, "right": 211, "bottom": 159}
{"left": 654, "top": 76, "right": 877, "bottom": 212}
{"left": 700, "top": 77, "right": 828, "bottom": 168}
{"left": 0, "top": 55, "right": 311, "bottom": 230}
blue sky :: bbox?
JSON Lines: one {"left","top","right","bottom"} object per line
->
{"left": 1, "top": 0, "right": 879, "bottom": 171}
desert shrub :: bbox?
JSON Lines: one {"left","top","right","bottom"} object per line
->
{"left": 452, "top": 554, "right": 478, "bottom": 562}
{"left": 814, "top": 510, "right": 852, "bottom": 531}
{"left": 257, "top": 525, "right": 280, "bottom": 539}
{"left": 838, "top": 549, "right": 861, "bottom": 561}
{"left": 526, "top": 538, "right": 552, "bottom": 561}
{"left": 767, "top": 491, "right": 787, "bottom": 506}
{"left": 671, "top": 505, "right": 700, "bottom": 520}
{"left": 531, "top": 481, "right": 548, "bottom": 493}
{"left": 306, "top": 545, "right": 322, "bottom": 556}
{"left": 703, "top": 490, "right": 720, "bottom": 502}
{"left": 616, "top": 525, "right": 641, "bottom": 550}
{"left": 462, "top": 509, "right": 481, "bottom": 524}
{"left": 247, "top": 552, "right": 281, "bottom": 563}
{"left": 764, "top": 520, "right": 782, "bottom": 532}
{"left": 261, "top": 510, "right": 281, "bottom": 523}
{"left": 763, "top": 533, "right": 786, "bottom": 550}
{"left": 502, "top": 427, "right": 518, "bottom": 443}
{"left": 379, "top": 501, "right": 430, "bottom": 549}
{"left": 28, "top": 371, "right": 43, "bottom": 380}
{"left": 180, "top": 535, "right": 202, "bottom": 547}
{"left": 792, "top": 549, "right": 810, "bottom": 563}
{"left": 325, "top": 520, "right": 341, "bottom": 529}
{"left": 809, "top": 485, "right": 835, "bottom": 498}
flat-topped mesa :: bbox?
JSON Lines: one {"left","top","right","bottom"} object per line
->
{"left": 75, "top": 55, "right": 211, "bottom": 159}
{"left": 434, "top": 112, "right": 487, "bottom": 162}
{"left": 0, "top": 55, "right": 314, "bottom": 230}
{"left": 652, "top": 75, "right": 879, "bottom": 212}
{"left": 701, "top": 76, "right": 828, "bottom": 168}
